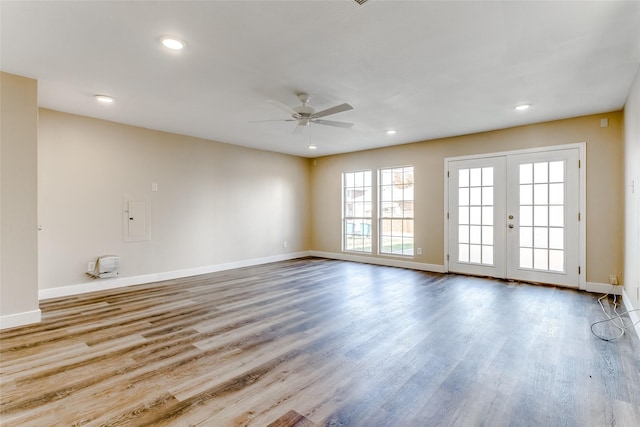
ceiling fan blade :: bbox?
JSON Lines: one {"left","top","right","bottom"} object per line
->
{"left": 313, "top": 103, "right": 353, "bottom": 118}
{"left": 313, "top": 119, "right": 354, "bottom": 129}
{"left": 268, "top": 100, "right": 300, "bottom": 117}
{"left": 249, "top": 119, "right": 297, "bottom": 123}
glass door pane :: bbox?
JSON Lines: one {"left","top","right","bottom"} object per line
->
{"left": 517, "top": 160, "right": 565, "bottom": 272}
{"left": 457, "top": 167, "right": 494, "bottom": 266}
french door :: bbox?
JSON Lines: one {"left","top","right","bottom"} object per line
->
{"left": 446, "top": 146, "right": 582, "bottom": 288}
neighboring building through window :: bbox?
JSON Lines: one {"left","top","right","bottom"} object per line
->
{"left": 343, "top": 170, "right": 372, "bottom": 253}
{"left": 379, "top": 166, "right": 414, "bottom": 256}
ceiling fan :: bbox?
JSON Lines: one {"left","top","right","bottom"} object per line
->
{"left": 256, "top": 93, "right": 354, "bottom": 134}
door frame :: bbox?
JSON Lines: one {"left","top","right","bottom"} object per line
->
{"left": 443, "top": 143, "right": 586, "bottom": 290}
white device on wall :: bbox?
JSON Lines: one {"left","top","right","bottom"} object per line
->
{"left": 88, "top": 256, "right": 120, "bottom": 279}
{"left": 123, "top": 198, "right": 151, "bottom": 242}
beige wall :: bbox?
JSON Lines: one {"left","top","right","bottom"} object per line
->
{"left": 2, "top": 69, "right": 630, "bottom": 323}
{"left": 0, "top": 72, "right": 40, "bottom": 326}
{"left": 310, "top": 112, "right": 624, "bottom": 285}
{"left": 624, "top": 68, "right": 640, "bottom": 310}
{"left": 38, "top": 109, "right": 311, "bottom": 290}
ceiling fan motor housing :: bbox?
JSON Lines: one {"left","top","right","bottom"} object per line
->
{"left": 293, "top": 105, "right": 314, "bottom": 116}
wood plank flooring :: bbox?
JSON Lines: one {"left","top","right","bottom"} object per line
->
{"left": 1, "top": 257, "right": 639, "bottom": 426}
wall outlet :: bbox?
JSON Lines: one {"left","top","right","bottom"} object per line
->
{"left": 87, "top": 261, "right": 96, "bottom": 272}
{"left": 283, "top": 241, "right": 287, "bottom": 248}
{"left": 609, "top": 274, "right": 619, "bottom": 286}
{"left": 416, "top": 248, "right": 422, "bottom": 255}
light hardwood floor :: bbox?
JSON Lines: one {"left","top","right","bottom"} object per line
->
{"left": 1, "top": 257, "right": 639, "bottom": 426}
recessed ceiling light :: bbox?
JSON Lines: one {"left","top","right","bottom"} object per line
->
{"left": 94, "top": 95, "right": 114, "bottom": 103}
{"left": 161, "top": 37, "right": 185, "bottom": 50}
{"left": 308, "top": 144, "right": 317, "bottom": 150}
{"left": 515, "top": 104, "right": 531, "bottom": 111}
{"left": 386, "top": 130, "right": 397, "bottom": 135}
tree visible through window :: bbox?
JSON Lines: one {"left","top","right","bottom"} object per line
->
{"left": 343, "top": 170, "right": 372, "bottom": 252}
{"left": 379, "top": 166, "right": 414, "bottom": 256}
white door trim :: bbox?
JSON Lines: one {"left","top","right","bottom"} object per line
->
{"left": 444, "top": 143, "right": 586, "bottom": 290}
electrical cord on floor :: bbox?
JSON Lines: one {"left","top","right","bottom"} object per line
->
{"left": 590, "top": 288, "right": 640, "bottom": 341}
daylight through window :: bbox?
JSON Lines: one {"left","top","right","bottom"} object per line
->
{"left": 379, "top": 166, "right": 414, "bottom": 256}
{"left": 343, "top": 170, "right": 373, "bottom": 253}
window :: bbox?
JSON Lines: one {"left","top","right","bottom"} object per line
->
{"left": 379, "top": 166, "right": 414, "bottom": 256}
{"left": 343, "top": 170, "right": 372, "bottom": 253}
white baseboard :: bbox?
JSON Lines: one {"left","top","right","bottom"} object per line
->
{"left": 622, "top": 288, "right": 640, "bottom": 340}
{"left": 39, "top": 251, "right": 311, "bottom": 301}
{"left": 585, "top": 282, "right": 624, "bottom": 296}
{"left": 309, "top": 251, "right": 445, "bottom": 273}
{"left": 0, "top": 309, "right": 41, "bottom": 330}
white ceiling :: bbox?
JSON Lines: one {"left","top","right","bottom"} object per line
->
{"left": 2, "top": 1, "right": 640, "bottom": 158}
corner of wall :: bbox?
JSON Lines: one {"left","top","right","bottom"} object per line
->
{"left": 623, "top": 63, "right": 640, "bottom": 314}
{"left": 1, "top": 72, "right": 40, "bottom": 330}
{"left": 622, "top": 288, "right": 640, "bottom": 340}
